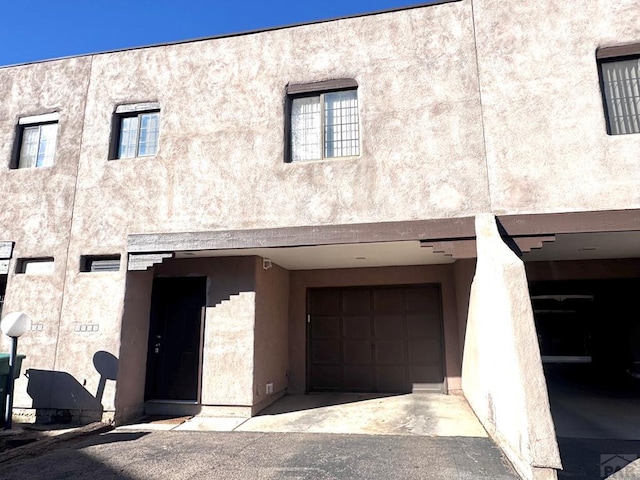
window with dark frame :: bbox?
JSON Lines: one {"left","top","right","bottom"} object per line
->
{"left": 111, "top": 102, "right": 160, "bottom": 159}
{"left": 286, "top": 79, "right": 360, "bottom": 162}
{"left": 597, "top": 45, "right": 640, "bottom": 135}
{"left": 12, "top": 112, "right": 60, "bottom": 169}
{"left": 80, "top": 255, "right": 121, "bottom": 273}
{"left": 15, "top": 257, "right": 55, "bottom": 275}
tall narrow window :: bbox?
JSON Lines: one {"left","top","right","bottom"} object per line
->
{"left": 324, "top": 90, "right": 360, "bottom": 158}
{"left": 287, "top": 79, "right": 360, "bottom": 162}
{"left": 291, "top": 97, "right": 322, "bottom": 161}
{"left": 111, "top": 103, "right": 160, "bottom": 159}
{"left": 13, "top": 112, "right": 60, "bottom": 169}
{"left": 597, "top": 46, "right": 640, "bottom": 135}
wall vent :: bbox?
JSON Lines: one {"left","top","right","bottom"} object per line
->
{"left": 80, "top": 255, "right": 121, "bottom": 273}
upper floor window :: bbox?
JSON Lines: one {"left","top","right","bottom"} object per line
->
{"left": 286, "top": 79, "right": 360, "bottom": 162}
{"left": 597, "top": 45, "right": 640, "bottom": 135}
{"left": 13, "top": 112, "right": 59, "bottom": 169}
{"left": 111, "top": 102, "right": 160, "bottom": 159}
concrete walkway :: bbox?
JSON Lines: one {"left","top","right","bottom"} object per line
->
{"left": 118, "top": 393, "right": 487, "bottom": 438}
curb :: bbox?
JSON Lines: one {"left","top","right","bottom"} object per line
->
{"left": 0, "top": 422, "right": 113, "bottom": 465}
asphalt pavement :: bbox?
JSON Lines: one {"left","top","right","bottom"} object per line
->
{"left": 0, "top": 430, "right": 519, "bottom": 479}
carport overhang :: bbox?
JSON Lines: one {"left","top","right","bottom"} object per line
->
{"left": 125, "top": 208, "right": 640, "bottom": 269}
{"left": 122, "top": 210, "right": 640, "bottom": 480}
{"left": 501, "top": 208, "right": 640, "bottom": 263}
{"left": 126, "top": 217, "right": 477, "bottom": 269}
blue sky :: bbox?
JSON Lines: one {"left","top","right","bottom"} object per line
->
{"left": 0, "top": 0, "right": 428, "bottom": 67}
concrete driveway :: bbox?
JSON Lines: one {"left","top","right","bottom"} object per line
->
{"left": 545, "top": 369, "right": 640, "bottom": 480}
{"left": 121, "top": 393, "right": 487, "bottom": 438}
{"left": 0, "top": 394, "right": 520, "bottom": 479}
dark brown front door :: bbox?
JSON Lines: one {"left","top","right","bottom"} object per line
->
{"left": 145, "top": 277, "right": 207, "bottom": 401}
{"left": 308, "top": 285, "right": 444, "bottom": 393}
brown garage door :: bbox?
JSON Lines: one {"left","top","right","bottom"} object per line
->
{"left": 308, "top": 285, "right": 444, "bottom": 393}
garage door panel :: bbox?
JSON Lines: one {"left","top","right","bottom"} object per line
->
{"left": 313, "top": 366, "right": 342, "bottom": 389}
{"left": 310, "top": 290, "right": 340, "bottom": 315}
{"left": 343, "top": 341, "right": 372, "bottom": 364}
{"left": 375, "top": 341, "right": 405, "bottom": 364}
{"left": 425, "top": 310, "right": 442, "bottom": 324}
{"left": 343, "top": 316, "right": 371, "bottom": 338}
{"left": 309, "top": 285, "right": 443, "bottom": 393}
{"left": 405, "top": 287, "right": 434, "bottom": 312}
{"left": 409, "top": 314, "right": 442, "bottom": 337}
{"left": 342, "top": 290, "right": 370, "bottom": 314}
{"left": 374, "top": 315, "right": 404, "bottom": 338}
{"left": 408, "top": 340, "right": 442, "bottom": 364}
{"left": 373, "top": 288, "right": 404, "bottom": 313}
{"left": 312, "top": 340, "right": 341, "bottom": 364}
{"left": 344, "top": 366, "right": 373, "bottom": 390}
{"left": 407, "top": 314, "right": 429, "bottom": 337}
{"left": 410, "top": 365, "right": 445, "bottom": 384}
{"left": 377, "top": 366, "right": 407, "bottom": 392}
{"left": 311, "top": 316, "right": 340, "bottom": 338}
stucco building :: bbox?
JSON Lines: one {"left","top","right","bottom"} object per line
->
{"left": 0, "top": 1, "right": 639, "bottom": 479}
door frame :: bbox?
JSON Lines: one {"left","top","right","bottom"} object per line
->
{"left": 144, "top": 275, "right": 208, "bottom": 402}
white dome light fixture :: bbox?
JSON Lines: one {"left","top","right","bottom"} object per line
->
{"left": 1, "top": 312, "right": 31, "bottom": 338}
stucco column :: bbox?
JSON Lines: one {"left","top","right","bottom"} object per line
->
{"left": 462, "top": 213, "right": 561, "bottom": 480}
{"left": 200, "top": 291, "right": 256, "bottom": 413}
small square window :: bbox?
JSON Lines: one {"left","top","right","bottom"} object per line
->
{"left": 597, "top": 46, "right": 640, "bottom": 135}
{"left": 12, "top": 113, "right": 60, "bottom": 169}
{"left": 286, "top": 79, "right": 360, "bottom": 162}
{"left": 111, "top": 103, "right": 160, "bottom": 159}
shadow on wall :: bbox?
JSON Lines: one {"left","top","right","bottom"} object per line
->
{"left": 25, "top": 351, "right": 118, "bottom": 424}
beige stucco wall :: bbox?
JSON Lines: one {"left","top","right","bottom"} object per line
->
{"left": 202, "top": 291, "right": 256, "bottom": 407}
{"left": 473, "top": 0, "right": 640, "bottom": 214}
{"left": 1, "top": 0, "right": 639, "bottom": 424}
{"left": 462, "top": 214, "right": 560, "bottom": 480}
{"left": 253, "top": 260, "right": 290, "bottom": 411}
{"left": 0, "top": 1, "right": 488, "bottom": 419}
{"left": 288, "top": 265, "right": 462, "bottom": 394}
{"left": 152, "top": 257, "right": 257, "bottom": 408}
{"left": 115, "top": 269, "right": 154, "bottom": 424}
{"left": 0, "top": 58, "right": 94, "bottom": 418}
{"left": 5, "top": 1, "right": 638, "bottom": 241}
{"left": 65, "top": 1, "right": 488, "bottom": 246}
{"left": 53, "top": 268, "right": 125, "bottom": 411}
